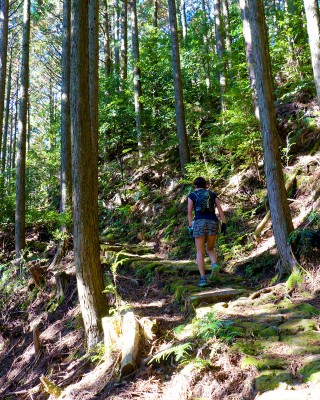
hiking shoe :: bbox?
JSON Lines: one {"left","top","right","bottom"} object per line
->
{"left": 210, "top": 263, "right": 220, "bottom": 279}
{"left": 198, "top": 276, "right": 208, "bottom": 287}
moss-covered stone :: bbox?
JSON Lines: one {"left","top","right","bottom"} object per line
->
{"left": 242, "top": 355, "right": 288, "bottom": 371}
{"left": 254, "top": 370, "right": 294, "bottom": 392}
{"left": 295, "top": 303, "right": 320, "bottom": 317}
{"left": 278, "top": 318, "right": 317, "bottom": 335}
{"left": 236, "top": 321, "right": 268, "bottom": 337}
{"left": 231, "top": 339, "right": 269, "bottom": 356}
{"left": 299, "top": 358, "right": 320, "bottom": 382}
{"left": 281, "top": 331, "right": 320, "bottom": 355}
{"left": 259, "top": 326, "right": 279, "bottom": 339}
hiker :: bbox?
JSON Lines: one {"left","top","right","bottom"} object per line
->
{"left": 188, "top": 176, "right": 226, "bottom": 287}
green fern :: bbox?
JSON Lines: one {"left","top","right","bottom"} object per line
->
{"left": 148, "top": 342, "right": 192, "bottom": 364}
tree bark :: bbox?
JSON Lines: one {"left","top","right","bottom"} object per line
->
{"left": 168, "top": 0, "right": 190, "bottom": 175}
{"left": 15, "top": 0, "right": 30, "bottom": 258}
{"left": 114, "top": 0, "right": 120, "bottom": 72}
{"left": 0, "top": 0, "right": 8, "bottom": 158}
{"left": 120, "top": 0, "right": 128, "bottom": 82}
{"left": 70, "top": 0, "right": 108, "bottom": 349}
{"left": 239, "top": 0, "right": 259, "bottom": 119}
{"left": 303, "top": 0, "right": 320, "bottom": 106}
{"left": 61, "top": 0, "right": 72, "bottom": 215}
{"left": 201, "top": 0, "right": 211, "bottom": 92}
{"left": 130, "top": 0, "right": 143, "bottom": 159}
{"left": 180, "top": 0, "right": 187, "bottom": 42}
{"left": 153, "top": 0, "right": 158, "bottom": 28}
{"left": 1, "top": 42, "right": 12, "bottom": 174}
{"left": 213, "top": 0, "right": 227, "bottom": 111}
{"left": 248, "top": 0, "right": 296, "bottom": 274}
{"left": 103, "top": 0, "right": 112, "bottom": 77}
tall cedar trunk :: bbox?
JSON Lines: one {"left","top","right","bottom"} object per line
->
{"left": 213, "top": 0, "right": 226, "bottom": 111}
{"left": 130, "top": 0, "right": 143, "bottom": 158}
{"left": 15, "top": 0, "right": 30, "bottom": 257}
{"left": 221, "top": 0, "right": 231, "bottom": 66}
{"left": 120, "top": 0, "right": 128, "bottom": 82}
{"left": 50, "top": 0, "right": 72, "bottom": 269}
{"left": 71, "top": 0, "right": 107, "bottom": 349}
{"left": 180, "top": 0, "right": 187, "bottom": 41}
{"left": 1, "top": 43, "right": 12, "bottom": 174}
{"left": 12, "top": 72, "right": 19, "bottom": 170}
{"left": 168, "top": 0, "right": 190, "bottom": 174}
{"left": 114, "top": 0, "right": 120, "bottom": 72}
{"left": 0, "top": 0, "right": 9, "bottom": 157}
{"left": 303, "top": 0, "right": 320, "bottom": 105}
{"left": 103, "top": 0, "right": 112, "bottom": 77}
{"left": 239, "top": 0, "right": 259, "bottom": 119}
{"left": 248, "top": 0, "right": 296, "bottom": 274}
{"left": 61, "top": 0, "right": 72, "bottom": 215}
{"left": 153, "top": 0, "right": 158, "bottom": 28}
{"left": 201, "top": 0, "right": 211, "bottom": 91}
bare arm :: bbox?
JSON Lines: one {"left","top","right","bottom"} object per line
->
{"left": 215, "top": 198, "right": 226, "bottom": 223}
{"left": 188, "top": 197, "right": 194, "bottom": 227}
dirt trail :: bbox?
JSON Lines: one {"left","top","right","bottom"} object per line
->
{"left": 1, "top": 242, "right": 320, "bottom": 399}
{"left": 100, "top": 243, "right": 320, "bottom": 400}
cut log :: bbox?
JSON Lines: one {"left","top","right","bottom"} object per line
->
{"left": 120, "top": 311, "right": 140, "bottom": 376}
{"left": 102, "top": 315, "right": 121, "bottom": 352}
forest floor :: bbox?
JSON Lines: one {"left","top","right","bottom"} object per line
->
{"left": 0, "top": 151, "right": 320, "bottom": 399}
{"left": 1, "top": 236, "right": 320, "bottom": 399}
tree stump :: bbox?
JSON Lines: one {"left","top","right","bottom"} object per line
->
{"left": 54, "top": 271, "right": 70, "bottom": 298}
{"left": 28, "top": 263, "right": 44, "bottom": 288}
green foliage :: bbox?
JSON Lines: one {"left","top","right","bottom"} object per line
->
{"left": 286, "top": 269, "right": 303, "bottom": 289}
{"left": 148, "top": 342, "right": 192, "bottom": 365}
{"left": 193, "top": 312, "right": 238, "bottom": 343}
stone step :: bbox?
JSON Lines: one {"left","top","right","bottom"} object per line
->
{"left": 189, "top": 287, "right": 245, "bottom": 306}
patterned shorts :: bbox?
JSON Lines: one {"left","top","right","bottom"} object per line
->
{"left": 193, "top": 219, "right": 219, "bottom": 237}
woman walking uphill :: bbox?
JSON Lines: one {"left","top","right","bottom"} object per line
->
{"left": 188, "top": 177, "right": 226, "bottom": 287}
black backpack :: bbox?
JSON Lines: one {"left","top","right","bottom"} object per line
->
{"left": 194, "top": 189, "right": 215, "bottom": 213}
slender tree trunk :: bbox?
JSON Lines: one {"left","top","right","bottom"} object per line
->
{"left": 130, "top": 0, "right": 143, "bottom": 159}
{"left": 1, "top": 43, "right": 12, "bottom": 174}
{"left": 114, "top": 0, "right": 120, "bottom": 72}
{"left": 213, "top": 0, "right": 227, "bottom": 111}
{"left": 15, "top": 0, "right": 30, "bottom": 258}
{"left": 168, "top": 0, "right": 190, "bottom": 174}
{"left": 0, "top": 0, "right": 9, "bottom": 158}
{"left": 61, "top": 0, "right": 72, "bottom": 215}
{"left": 239, "top": 0, "right": 259, "bottom": 119}
{"left": 153, "top": 0, "right": 158, "bottom": 28}
{"left": 180, "top": 0, "right": 187, "bottom": 42}
{"left": 248, "top": 0, "right": 296, "bottom": 274}
{"left": 50, "top": 0, "right": 72, "bottom": 269}
{"left": 303, "top": 0, "right": 320, "bottom": 106}
{"left": 120, "top": 0, "right": 128, "bottom": 82}
{"left": 70, "top": 0, "right": 107, "bottom": 349}
{"left": 201, "top": 0, "right": 211, "bottom": 92}
{"left": 103, "top": 0, "right": 112, "bottom": 77}
{"left": 221, "top": 0, "right": 231, "bottom": 65}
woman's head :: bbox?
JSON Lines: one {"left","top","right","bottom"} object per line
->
{"left": 193, "top": 177, "right": 207, "bottom": 188}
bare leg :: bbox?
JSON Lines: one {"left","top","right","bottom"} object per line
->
{"left": 206, "top": 235, "right": 218, "bottom": 264}
{"left": 195, "top": 236, "right": 206, "bottom": 276}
